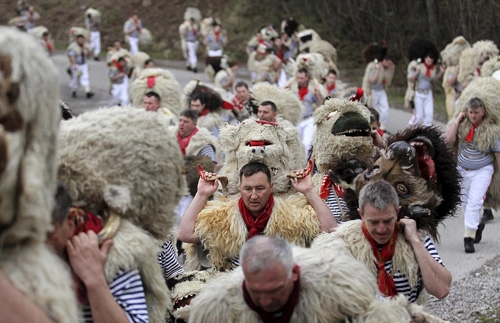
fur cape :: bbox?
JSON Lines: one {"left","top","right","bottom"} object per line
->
{"left": 106, "top": 47, "right": 132, "bottom": 65}
{"left": 85, "top": 7, "right": 101, "bottom": 24}
{"left": 0, "top": 27, "right": 78, "bottom": 322}
{"left": 247, "top": 51, "right": 281, "bottom": 84}
{"left": 472, "top": 40, "right": 499, "bottom": 65}
{"left": 129, "top": 67, "right": 182, "bottom": 117}
{"left": 293, "top": 52, "right": 331, "bottom": 81}
{"left": 312, "top": 221, "right": 429, "bottom": 305}
{"left": 167, "top": 125, "right": 218, "bottom": 158}
{"left": 313, "top": 98, "right": 374, "bottom": 174}
{"left": 190, "top": 245, "right": 447, "bottom": 323}
{"left": 454, "top": 77, "right": 500, "bottom": 209}
{"left": 219, "top": 119, "right": 306, "bottom": 196}
{"left": 68, "top": 26, "right": 90, "bottom": 43}
{"left": 457, "top": 47, "right": 480, "bottom": 86}
{"left": 362, "top": 61, "right": 395, "bottom": 101}
{"left": 185, "top": 195, "right": 320, "bottom": 271}
{"left": 249, "top": 82, "right": 302, "bottom": 126}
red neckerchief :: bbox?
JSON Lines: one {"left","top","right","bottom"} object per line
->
{"left": 465, "top": 124, "right": 479, "bottom": 143}
{"left": 242, "top": 267, "right": 301, "bottom": 323}
{"left": 362, "top": 221, "right": 398, "bottom": 297}
{"left": 232, "top": 96, "right": 246, "bottom": 111}
{"left": 238, "top": 194, "right": 274, "bottom": 239}
{"left": 377, "top": 128, "right": 385, "bottom": 137}
{"left": 191, "top": 26, "right": 197, "bottom": 37}
{"left": 45, "top": 40, "right": 53, "bottom": 52}
{"left": 69, "top": 207, "right": 104, "bottom": 306}
{"left": 112, "top": 59, "right": 124, "bottom": 73}
{"left": 198, "top": 107, "right": 210, "bottom": 117}
{"left": 132, "top": 17, "right": 141, "bottom": 33}
{"left": 277, "top": 47, "right": 284, "bottom": 62}
{"left": 177, "top": 127, "right": 198, "bottom": 155}
{"left": 214, "top": 31, "right": 220, "bottom": 42}
{"left": 326, "top": 83, "right": 336, "bottom": 93}
{"left": 298, "top": 86, "right": 308, "bottom": 101}
{"left": 423, "top": 62, "right": 434, "bottom": 77}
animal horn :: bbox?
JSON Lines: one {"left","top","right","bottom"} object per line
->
{"left": 98, "top": 210, "right": 121, "bottom": 244}
{"left": 387, "top": 141, "right": 416, "bottom": 166}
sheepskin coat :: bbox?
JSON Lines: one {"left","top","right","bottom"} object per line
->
{"left": 0, "top": 27, "right": 78, "bottom": 322}
{"left": 187, "top": 194, "right": 320, "bottom": 271}
{"left": 362, "top": 61, "right": 394, "bottom": 95}
{"left": 189, "top": 246, "right": 447, "bottom": 323}
{"left": 168, "top": 125, "right": 218, "bottom": 157}
{"left": 312, "top": 220, "right": 427, "bottom": 305}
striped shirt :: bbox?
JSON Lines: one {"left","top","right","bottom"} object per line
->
{"left": 198, "top": 145, "right": 217, "bottom": 163}
{"left": 158, "top": 240, "right": 184, "bottom": 279}
{"left": 458, "top": 138, "right": 500, "bottom": 170}
{"left": 384, "top": 235, "right": 443, "bottom": 303}
{"left": 325, "top": 188, "right": 349, "bottom": 223}
{"left": 82, "top": 269, "right": 149, "bottom": 323}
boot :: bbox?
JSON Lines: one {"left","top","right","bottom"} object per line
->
{"left": 464, "top": 237, "right": 475, "bottom": 253}
{"left": 482, "top": 208, "right": 494, "bottom": 222}
{"left": 474, "top": 222, "right": 485, "bottom": 243}
{"left": 86, "top": 92, "right": 95, "bottom": 99}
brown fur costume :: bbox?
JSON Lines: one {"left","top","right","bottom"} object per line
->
{"left": 58, "top": 106, "right": 187, "bottom": 322}
{"left": 190, "top": 245, "right": 448, "bottom": 322}
{"left": 0, "top": 27, "right": 78, "bottom": 322}
{"left": 453, "top": 77, "right": 500, "bottom": 209}
{"left": 335, "top": 125, "right": 461, "bottom": 241}
{"left": 182, "top": 80, "right": 223, "bottom": 133}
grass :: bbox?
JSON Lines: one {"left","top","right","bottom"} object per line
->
{"left": 476, "top": 309, "right": 500, "bottom": 322}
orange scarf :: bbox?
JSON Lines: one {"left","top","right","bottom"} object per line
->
{"left": 238, "top": 194, "right": 274, "bottom": 239}
{"left": 362, "top": 221, "right": 398, "bottom": 297}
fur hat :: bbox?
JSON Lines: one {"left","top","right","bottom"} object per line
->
{"left": 57, "top": 106, "right": 187, "bottom": 241}
{"left": 362, "top": 42, "right": 388, "bottom": 64}
{"left": 408, "top": 38, "right": 439, "bottom": 62}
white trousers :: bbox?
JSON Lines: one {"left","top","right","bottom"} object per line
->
{"left": 128, "top": 36, "right": 139, "bottom": 55}
{"left": 371, "top": 88, "right": 389, "bottom": 126}
{"left": 409, "top": 91, "right": 433, "bottom": 126}
{"left": 297, "top": 116, "right": 315, "bottom": 156}
{"left": 90, "top": 31, "right": 101, "bottom": 57}
{"left": 459, "top": 164, "right": 494, "bottom": 230}
{"left": 70, "top": 63, "right": 90, "bottom": 90}
{"left": 187, "top": 41, "right": 198, "bottom": 69}
{"left": 208, "top": 49, "right": 223, "bottom": 57}
{"left": 108, "top": 80, "right": 129, "bottom": 107}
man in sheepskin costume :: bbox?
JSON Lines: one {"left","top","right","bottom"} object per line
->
{"left": 85, "top": 7, "right": 101, "bottom": 61}
{"left": 362, "top": 42, "right": 395, "bottom": 131}
{"left": 190, "top": 235, "right": 448, "bottom": 323}
{"left": 440, "top": 36, "right": 470, "bottom": 119}
{"left": 123, "top": 14, "right": 144, "bottom": 55}
{"left": 67, "top": 32, "right": 95, "bottom": 99}
{"left": 247, "top": 43, "right": 282, "bottom": 84}
{"left": 57, "top": 107, "right": 187, "bottom": 322}
{"left": 0, "top": 27, "right": 79, "bottom": 322}
{"left": 107, "top": 55, "right": 129, "bottom": 107}
{"left": 178, "top": 160, "right": 336, "bottom": 271}
{"left": 445, "top": 77, "right": 500, "bottom": 253}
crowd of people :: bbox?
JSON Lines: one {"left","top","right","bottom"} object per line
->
{"left": 3, "top": 2, "right": 500, "bottom": 323}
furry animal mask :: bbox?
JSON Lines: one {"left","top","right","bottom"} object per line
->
{"left": 57, "top": 106, "right": 186, "bottom": 240}
{"left": 219, "top": 119, "right": 306, "bottom": 195}
{"left": 313, "top": 98, "right": 373, "bottom": 175}
{"left": 341, "top": 125, "right": 461, "bottom": 240}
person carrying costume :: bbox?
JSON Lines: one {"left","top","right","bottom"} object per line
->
{"left": 123, "top": 14, "right": 143, "bottom": 55}
{"left": 445, "top": 91, "right": 500, "bottom": 253}
{"left": 67, "top": 33, "right": 95, "bottom": 99}
{"left": 180, "top": 18, "right": 200, "bottom": 73}
{"left": 85, "top": 8, "right": 102, "bottom": 61}
{"left": 108, "top": 56, "right": 129, "bottom": 107}
{"left": 313, "top": 179, "right": 452, "bottom": 304}
{"left": 406, "top": 39, "right": 445, "bottom": 126}
{"left": 362, "top": 42, "right": 395, "bottom": 131}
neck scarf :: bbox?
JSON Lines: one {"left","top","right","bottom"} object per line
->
{"left": 465, "top": 124, "right": 479, "bottom": 143}
{"left": 238, "top": 194, "right": 274, "bottom": 239}
{"left": 327, "top": 82, "right": 336, "bottom": 93}
{"left": 298, "top": 86, "right": 308, "bottom": 101}
{"left": 214, "top": 31, "right": 220, "bottom": 42}
{"left": 242, "top": 268, "right": 301, "bottom": 323}
{"left": 362, "top": 221, "right": 398, "bottom": 297}
{"left": 177, "top": 127, "right": 198, "bottom": 155}
{"left": 423, "top": 62, "right": 434, "bottom": 77}
{"left": 199, "top": 107, "right": 210, "bottom": 117}
{"left": 112, "top": 60, "right": 124, "bottom": 73}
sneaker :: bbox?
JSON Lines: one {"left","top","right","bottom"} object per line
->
{"left": 86, "top": 92, "right": 95, "bottom": 99}
{"left": 474, "top": 222, "right": 485, "bottom": 243}
{"left": 482, "top": 209, "right": 494, "bottom": 222}
{"left": 72, "top": 91, "right": 76, "bottom": 98}
{"left": 464, "top": 237, "right": 475, "bottom": 253}
{"left": 187, "top": 66, "right": 192, "bottom": 71}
